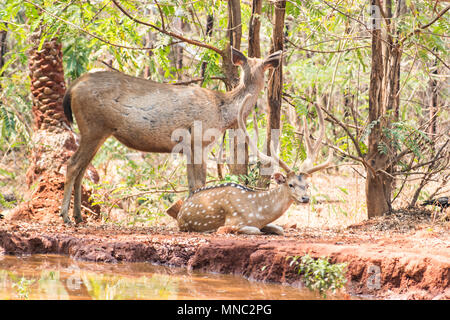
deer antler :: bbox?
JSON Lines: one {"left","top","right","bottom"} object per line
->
{"left": 298, "top": 104, "right": 333, "bottom": 175}
{"left": 238, "top": 94, "right": 333, "bottom": 176}
{"left": 238, "top": 94, "right": 293, "bottom": 174}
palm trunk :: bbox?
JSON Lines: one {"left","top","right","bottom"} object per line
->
{"left": 10, "top": 28, "right": 99, "bottom": 223}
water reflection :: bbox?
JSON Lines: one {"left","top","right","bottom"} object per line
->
{"left": 0, "top": 254, "right": 334, "bottom": 300}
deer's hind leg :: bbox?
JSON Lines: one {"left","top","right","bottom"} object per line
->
{"left": 61, "top": 133, "right": 107, "bottom": 224}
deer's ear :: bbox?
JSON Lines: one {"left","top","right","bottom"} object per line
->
{"left": 231, "top": 47, "right": 247, "bottom": 66}
{"left": 263, "top": 50, "right": 283, "bottom": 71}
{"left": 273, "top": 172, "right": 286, "bottom": 184}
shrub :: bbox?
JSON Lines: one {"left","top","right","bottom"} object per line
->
{"left": 289, "top": 254, "right": 347, "bottom": 298}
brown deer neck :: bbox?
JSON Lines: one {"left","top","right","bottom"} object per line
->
{"left": 221, "top": 82, "right": 260, "bottom": 129}
{"left": 254, "top": 184, "right": 294, "bottom": 225}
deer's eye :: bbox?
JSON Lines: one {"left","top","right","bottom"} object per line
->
{"left": 288, "top": 183, "right": 294, "bottom": 188}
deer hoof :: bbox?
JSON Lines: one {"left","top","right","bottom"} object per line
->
{"left": 237, "top": 226, "right": 263, "bottom": 235}
{"left": 60, "top": 213, "right": 72, "bottom": 225}
{"left": 74, "top": 215, "right": 83, "bottom": 225}
{"left": 261, "top": 224, "right": 284, "bottom": 235}
{"left": 62, "top": 218, "right": 72, "bottom": 226}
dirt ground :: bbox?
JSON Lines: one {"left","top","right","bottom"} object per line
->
{"left": 0, "top": 208, "right": 448, "bottom": 300}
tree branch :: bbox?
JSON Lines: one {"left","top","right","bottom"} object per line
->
{"left": 24, "top": 0, "right": 155, "bottom": 50}
{"left": 111, "top": 0, "right": 224, "bottom": 55}
{"left": 401, "top": 5, "right": 450, "bottom": 43}
{"left": 286, "top": 38, "right": 369, "bottom": 54}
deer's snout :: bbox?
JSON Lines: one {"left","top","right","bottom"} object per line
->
{"left": 300, "top": 195, "right": 310, "bottom": 203}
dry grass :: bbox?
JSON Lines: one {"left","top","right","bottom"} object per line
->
{"left": 277, "top": 171, "right": 368, "bottom": 229}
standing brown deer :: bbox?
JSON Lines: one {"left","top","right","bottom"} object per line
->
{"left": 60, "top": 48, "right": 282, "bottom": 224}
{"left": 167, "top": 94, "right": 333, "bottom": 235}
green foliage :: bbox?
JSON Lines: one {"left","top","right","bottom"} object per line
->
{"left": 9, "top": 273, "right": 35, "bottom": 300}
{"left": 221, "top": 162, "right": 261, "bottom": 187}
{"left": 0, "top": 106, "right": 15, "bottom": 138}
{"left": 382, "top": 121, "right": 431, "bottom": 158}
{"left": 0, "top": 73, "right": 32, "bottom": 155}
{"left": 63, "top": 37, "right": 92, "bottom": 80}
{"left": 289, "top": 255, "right": 347, "bottom": 298}
{"left": 0, "top": 192, "right": 16, "bottom": 208}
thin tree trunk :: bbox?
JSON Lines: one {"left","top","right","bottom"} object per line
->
{"left": 170, "top": 17, "right": 185, "bottom": 80}
{"left": 428, "top": 57, "right": 439, "bottom": 136}
{"left": 366, "top": 0, "right": 404, "bottom": 218}
{"left": 0, "top": 29, "right": 7, "bottom": 92}
{"left": 261, "top": 0, "right": 286, "bottom": 186}
{"left": 201, "top": 14, "right": 214, "bottom": 83}
{"left": 248, "top": 0, "right": 262, "bottom": 59}
{"left": 226, "top": 0, "right": 248, "bottom": 177}
{"left": 0, "top": 29, "right": 6, "bottom": 72}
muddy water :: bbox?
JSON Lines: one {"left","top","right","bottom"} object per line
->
{"left": 0, "top": 254, "right": 341, "bottom": 300}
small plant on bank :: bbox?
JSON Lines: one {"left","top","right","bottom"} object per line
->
{"left": 289, "top": 255, "right": 347, "bottom": 298}
{"left": 9, "top": 273, "right": 35, "bottom": 300}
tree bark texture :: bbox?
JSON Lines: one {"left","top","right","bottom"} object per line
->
{"left": 366, "top": 0, "right": 404, "bottom": 218}
{"left": 261, "top": 0, "right": 286, "bottom": 184}
{"left": 226, "top": 0, "right": 248, "bottom": 177}
{"left": 28, "top": 30, "right": 68, "bottom": 132}
{"left": 248, "top": 0, "right": 262, "bottom": 59}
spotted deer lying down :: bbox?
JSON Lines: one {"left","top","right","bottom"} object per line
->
{"left": 167, "top": 94, "right": 333, "bottom": 235}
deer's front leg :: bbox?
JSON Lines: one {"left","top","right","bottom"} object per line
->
{"left": 261, "top": 223, "right": 284, "bottom": 235}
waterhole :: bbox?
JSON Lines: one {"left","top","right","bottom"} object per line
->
{"left": 0, "top": 254, "right": 344, "bottom": 300}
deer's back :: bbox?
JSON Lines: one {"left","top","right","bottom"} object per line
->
{"left": 177, "top": 183, "right": 258, "bottom": 232}
{"left": 69, "top": 71, "right": 224, "bottom": 152}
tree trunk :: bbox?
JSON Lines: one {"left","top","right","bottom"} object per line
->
{"left": 0, "top": 29, "right": 6, "bottom": 73}
{"left": 248, "top": 0, "right": 262, "bottom": 59}
{"left": 170, "top": 17, "right": 185, "bottom": 80}
{"left": 366, "top": 22, "right": 391, "bottom": 218}
{"left": 10, "top": 27, "right": 99, "bottom": 223}
{"left": 428, "top": 57, "right": 439, "bottom": 136}
{"left": 28, "top": 33, "right": 68, "bottom": 133}
{"left": 0, "top": 29, "right": 7, "bottom": 92}
{"left": 222, "top": 0, "right": 242, "bottom": 89}
{"left": 365, "top": 0, "right": 404, "bottom": 218}
{"left": 226, "top": 0, "right": 248, "bottom": 177}
{"left": 261, "top": 0, "right": 285, "bottom": 186}
{"left": 201, "top": 14, "right": 214, "bottom": 83}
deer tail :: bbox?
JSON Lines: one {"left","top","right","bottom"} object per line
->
{"left": 62, "top": 89, "right": 73, "bottom": 124}
{"left": 166, "top": 199, "right": 184, "bottom": 219}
